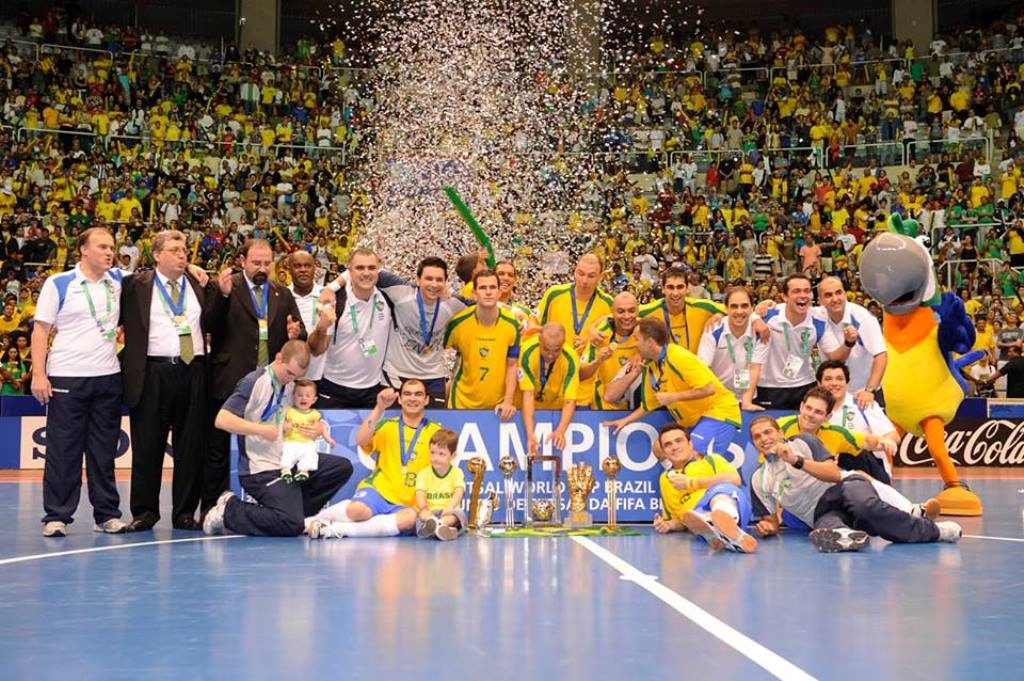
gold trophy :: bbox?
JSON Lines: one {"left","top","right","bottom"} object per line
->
{"left": 567, "top": 462, "right": 597, "bottom": 528}
{"left": 601, "top": 456, "right": 622, "bottom": 528}
{"left": 525, "top": 454, "right": 563, "bottom": 527}
{"left": 498, "top": 455, "right": 518, "bottom": 528}
{"left": 466, "top": 457, "right": 487, "bottom": 530}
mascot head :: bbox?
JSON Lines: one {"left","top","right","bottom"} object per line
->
{"left": 859, "top": 215, "right": 939, "bottom": 316}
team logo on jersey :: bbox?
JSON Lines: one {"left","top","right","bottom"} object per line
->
{"left": 479, "top": 347, "right": 490, "bottom": 358}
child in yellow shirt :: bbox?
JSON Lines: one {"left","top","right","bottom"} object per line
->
{"left": 281, "top": 379, "right": 334, "bottom": 483}
{"left": 414, "top": 428, "right": 467, "bottom": 541}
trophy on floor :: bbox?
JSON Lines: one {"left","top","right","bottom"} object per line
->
{"left": 467, "top": 457, "right": 487, "bottom": 530}
{"left": 524, "top": 454, "right": 563, "bottom": 527}
{"left": 498, "top": 455, "right": 518, "bottom": 528}
{"left": 601, "top": 456, "right": 622, "bottom": 528}
{"left": 567, "top": 462, "right": 597, "bottom": 528}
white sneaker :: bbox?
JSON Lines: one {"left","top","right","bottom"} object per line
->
{"left": 202, "top": 491, "right": 235, "bottom": 535}
{"left": 43, "top": 521, "right": 66, "bottom": 537}
{"left": 93, "top": 518, "right": 128, "bottom": 534}
{"left": 306, "top": 518, "right": 328, "bottom": 539}
{"left": 710, "top": 510, "right": 758, "bottom": 554}
{"left": 809, "top": 527, "right": 870, "bottom": 553}
{"left": 936, "top": 521, "right": 963, "bottom": 543}
{"left": 681, "top": 511, "right": 726, "bottom": 551}
{"left": 911, "top": 498, "right": 942, "bottom": 520}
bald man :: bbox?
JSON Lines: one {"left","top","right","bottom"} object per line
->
{"left": 518, "top": 323, "right": 581, "bottom": 456}
{"left": 584, "top": 291, "right": 643, "bottom": 410}
{"left": 536, "top": 253, "right": 613, "bottom": 408}
{"left": 815, "top": 277, "right": 887, "bottom": 408}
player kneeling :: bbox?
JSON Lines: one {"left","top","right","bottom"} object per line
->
{"left": 652, "top": 423, "right": 757, "bottom": 553}
{"left": 414, "top": 429, "right": 467, "bottom": 541}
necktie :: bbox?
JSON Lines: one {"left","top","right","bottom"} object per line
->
{"left": 169, "top": 280, "right": 194, "bottom": 365}
{"left": 254, "top": 285, "right": 268, "bottom": 367}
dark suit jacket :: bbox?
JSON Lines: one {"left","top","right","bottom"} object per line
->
{"left": 203, "top": 273, "right": 305, "bottom": 401}
{"left": 120, "top": 270, "right": 219, "bottom": 409}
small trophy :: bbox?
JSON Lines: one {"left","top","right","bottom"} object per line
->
{"left": 567, "top": 462, "right": 597, "bottom": 528}
{"left": 601, "top": 456, "right": 622, "bottom": 528}
{"left": 524, "top": 454, "right": 563, "bottom": 527}
{"left": 466, "top": 457, "right": 487, "bottom": 530}
{"left": 498, "top": 455, "right": 518, "bottom": 529}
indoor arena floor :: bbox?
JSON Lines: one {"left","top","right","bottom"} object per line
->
{"left": 1, "top": 471, "right": 1022, "bottom": 681}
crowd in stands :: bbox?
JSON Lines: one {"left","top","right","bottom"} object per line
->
{"left": 2, "top": 4, "right": 1024, "bottom": 397}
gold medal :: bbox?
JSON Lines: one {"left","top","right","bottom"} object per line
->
{"left": 421, "top": 345, "right": 432, "bottom": 356}
{"left": 173, "top": 315, "right": 185, "bottom": 325}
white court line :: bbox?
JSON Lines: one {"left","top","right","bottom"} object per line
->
{"left": 0, "top": 535, "right": 244, "bottom": 566}
{"left": 573, "top": 536, "right": 817, "bottom": 681}
{"left": 964, "top": 534, "right": 1024, "bottom": 543}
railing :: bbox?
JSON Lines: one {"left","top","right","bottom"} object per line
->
{"left": 936, "top": 257, "right": 1004, "bottom": 292}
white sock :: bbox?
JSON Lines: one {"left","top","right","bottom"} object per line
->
{"left": 315, "top": 499, "right": 352, "bottom": 523}
{"left": 330, "top": 513, "right": 401, "bottom": 538}
{"left": 709, "top": 495, "right": 740, "bottom": 522}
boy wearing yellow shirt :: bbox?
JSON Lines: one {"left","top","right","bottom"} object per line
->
{"left": 414, "top": 429, "right": 466, "bottom": 541}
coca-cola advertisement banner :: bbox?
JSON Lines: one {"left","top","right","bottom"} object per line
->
{"left": 896, "top": 419, "right": 1024, "bottom": 467}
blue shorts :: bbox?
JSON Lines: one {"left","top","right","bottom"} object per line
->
{"left": 351, "top": 487, "right": 408, "bottom": 516}
{"left": 688, "top": 417, "right": 739, "bottom": 456}
{"left": 693, "top": 482, "right": 753, "bottom": 527}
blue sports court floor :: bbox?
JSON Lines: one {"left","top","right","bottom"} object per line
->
{"left": 1, "top": 471, "right": 1022, "bottom": 681}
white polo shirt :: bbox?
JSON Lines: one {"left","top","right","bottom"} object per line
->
{"left": 148, "top": 270, "right": 204, "bottom": 358}
{"left": 35, "top": 264, "right": 122, "bottom": 377}
{"left": 290, "top": 283, "right": 327, "bottom": 381}
{"left": 816, "top": 302, "right": 885, "bottom": 393}
{"left": 697, "top": 318, "right": 770, "bottom": 397}
{"left": 321, "top": 283, "right": 391, "bottom": 389}
{"left": 758, "top": 305, "right": 839, "bottom": 388}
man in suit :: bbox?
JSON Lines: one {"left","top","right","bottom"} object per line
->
{"left": 121, "top": 230, "right": 216, "bottom": 531}
{"left": 202, "top": 238, "right": 304, "bottom": 516}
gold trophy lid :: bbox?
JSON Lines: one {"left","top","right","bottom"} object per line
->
{"left": 498, "top": 455, "right": 518, "bottom": 476}
{"left": 467, "top": 457, "right": 487, "bottom": 476}
{"left": 601, "top": 456, "right": 622, "bottom": 477}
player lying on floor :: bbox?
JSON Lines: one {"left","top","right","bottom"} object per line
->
{"left": 652, "top": 422, "right": 758, "bottom": 553}
{"left": 747, "top": 416, "right": 962, "bottom": 553}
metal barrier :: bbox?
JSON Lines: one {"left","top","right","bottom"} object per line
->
{"left": 937, "top": 257, "right": 1003, "bottom": 292}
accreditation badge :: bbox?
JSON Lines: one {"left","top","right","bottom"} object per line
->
{"left": 258, "top": 318, "right": 268, "bottom": 340}
{"left": 782, "top": 354, "right": 804, "bottom": 380}
{"left": 734, "top": 368, "right": 751, "bottom": 390}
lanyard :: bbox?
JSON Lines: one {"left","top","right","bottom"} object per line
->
{"left": 570, "top": 285, "right": 596, "bottom": 336}
{"left": 398, "top": 418, "right": 428, "bottom": 468}
{"left": 725, "top": 332, "right": 755, "bottom": 364}
{"left": 538, "top": 355, "right": 554, "bottom": 399}
{"left": 416, "top": 289, "right": 440, "bottom": 350}
{"left": 247, "top": 281, "right": 269, "bottom": 320}
{"left": 80, "top": 279, "right": 115, "bottom": 340}
{"left": 348, "top": 293, "right": 379, "bottom": 339}
{"left": 259, "top": 367, "right": 286, "bottom": 423}
{"left": 154, "top": 275, "right": 187, "bottom": 318}
{"left": 663, "top": 301, "right": 689, "bottom": 347}
{"left": 649, "top": 344, "right": 668, "bottom": 390}
{"left": 782, "top": 322, "right": 811, "bottom": 357}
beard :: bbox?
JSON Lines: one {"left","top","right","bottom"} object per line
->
{"left": 251, "top": 272, "right": 268, "bottom": 286}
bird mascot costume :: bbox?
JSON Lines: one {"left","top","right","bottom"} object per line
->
{"left": 859, "top": 215, "right": 984, "bottom": 516}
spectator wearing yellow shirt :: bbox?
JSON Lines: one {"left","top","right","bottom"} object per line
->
{"left": 971, "top": 313, "right": 996, "bottom": 363}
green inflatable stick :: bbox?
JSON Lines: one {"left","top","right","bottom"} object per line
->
{"left": 444, "top": 186, "right": 496, "bottom": 268}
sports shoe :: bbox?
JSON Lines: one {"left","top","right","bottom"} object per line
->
{"left": 281, "top": 472, "right": 294, "bottom": 484}
{"left": 306, "top": 518, "right": 328, "bottom": 539}
{"left": 417, "top": 515, "right": 438, "bottom": 539}
{"left": 936, "top": 521, "right": 963, "bottom": 543}
{"left": 681, "top": 510, "right": 725, "bottom": 551}
{"left": 435, "top": 524, "right": 458, "bottom": 541}
{"left": 43, "top": 521, "right": 66, "bottom": 537}
{"left": 294, "top": 471, "right": 309, "bottom": 483}
{"left": 911, "top": 498, "right": 941, "bottom": 520}
{"left": 94, "top": 518, "right": 129, "bottom": 534}
{"left": 710, "top": 509, "right": 758, "bottom": 553}
{"left": 809, "top": 527, "right": 870, "bottom": 553}
{"left": 202, "top": 491, "right": 235, "bottom": 535}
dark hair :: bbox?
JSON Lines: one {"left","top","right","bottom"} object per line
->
{"left": 399, "top": 377, "right": 427, "bottom": 394}
{"left": 747, "top": 414, "right": 780, "bottom": 436}
{"left": 239, "top": 238, "right": 272, "bottom": 259}
{"left": 801, "top": 385, "right": 836, "bottom": 413}
{"left": 662, "top": 267, "right": 688, "bottom": 284}
{"left": 416, "top": 256, "right": 449, "bottom": 279}
{"left": 637, "top": 317, "right": 670, "bottom": 346}
{"left": 658, "top": 422, "right": 688, "bottom": 442}
{"left": 815, "top": 359, "right": 850, "bottom": 384}
{"left": 782, "top": 274, "right": 812, "bottom": 295}
{"left": 472, "top": 268, "right": 499, "bottom": 288}
{"left": 455, "top": 253, "right": 479, "bottom": 284}
{"left": 429, "top": 428, "right": 459, "bottom": 454}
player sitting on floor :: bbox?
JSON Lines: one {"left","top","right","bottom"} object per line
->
{"left": 652, "top": 422, "right": 757, "bottom": 553}
{"left": 280, "top": 379, "right": 335, "bottom": 483}
{"left": 307, "top": 379, "right": 439, "bottom": 539}
{"left": 747, "top": 416, "right": 962, "bottom": 553}
{"left": 414, "top": 428, "right": 467, "bottom": 541}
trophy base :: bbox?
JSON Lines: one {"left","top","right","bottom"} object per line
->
{"left": 567, "top": 511, "right": 592, "bottom": 528}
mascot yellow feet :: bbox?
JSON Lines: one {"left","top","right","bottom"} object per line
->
{"left": 936, "top": 484, "right": 983, "bottom": 517}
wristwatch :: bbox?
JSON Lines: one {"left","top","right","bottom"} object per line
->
{"left": 792, "top": 455, "right": 806, "bottom": 470}
{"left": 844, "top": 339, "right": 856, "bottom": 348}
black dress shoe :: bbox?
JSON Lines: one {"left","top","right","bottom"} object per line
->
{"left": 127, "top": 514, "right": 158, "bottom": 532}
{"left": 173, "top": 516, "right": 202, "bottom": 531}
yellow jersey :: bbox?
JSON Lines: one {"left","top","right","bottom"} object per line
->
{"left": 536, "top": 283, "right": 613, "bottom": 408}
{"left": 358, "top": 416, "right": 441, "bottom": 506}
{"left": 517, "top": 339, "right": 580, "bottom": 409}
{"left": 586, "top": 329, "right": 640, "bottom": 410}
{"left": 637, "top": 298, "right": 725, "bottom": 354}
{"left": 283, "top": 407, "right": 322, "bottom": 443}
{"left": 444, "top": 307, "right": 521, "bottom": 409}
{"left": 659, "top": 453, "right": 737, "bottom": 519}
{"left": 776, "top": 415, "right": 865, "bottom": 456}
{"left": 415, "top": 464, "right": 466, "bottom": 512}
{"left": 640, "top": 344, "right": 740, "bottom": 427}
